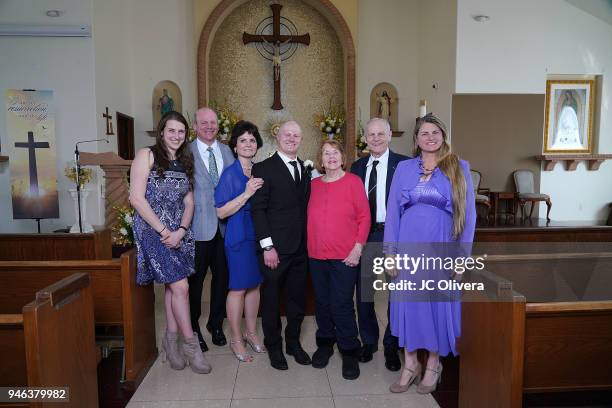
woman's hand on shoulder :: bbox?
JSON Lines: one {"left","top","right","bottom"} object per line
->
{"left": 244, "top": 177, "right": 264, "bottom": 197}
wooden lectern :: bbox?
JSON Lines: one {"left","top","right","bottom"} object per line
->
{"left": 79, "top": 152, "right": 132, "bottom": 230}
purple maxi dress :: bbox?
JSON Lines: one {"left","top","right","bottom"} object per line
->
{"left": 383, "top": 157, "right": 476, "bottom": 356}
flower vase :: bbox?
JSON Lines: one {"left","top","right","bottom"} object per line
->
{"left": 69, "top": 188, "right": 94, "bottom": 233}
{"left": 327, "top": 133, "right": 335, "bottom": 140}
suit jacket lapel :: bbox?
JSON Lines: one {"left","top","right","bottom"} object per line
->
{"left": 357, "top": 158, "right": 367, "bottom": 183}
{"left": 191, "top": 141, "right": 214, "bottom": 183}
{"left": 385, "top": 152, "right": 400, "bottom": 204}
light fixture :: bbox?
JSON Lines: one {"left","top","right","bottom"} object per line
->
{"left": 472, "top": 15, "right": 490, "bottom": 23}
{"left": 45, "top": 10, "right": 63, "bottom": 18}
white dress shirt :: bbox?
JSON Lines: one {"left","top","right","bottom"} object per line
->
{"left": 259, "top": 151, "right": 302, "bottom": 249}
{"left": 196, "top": 138, "right": 224, "bottom": 177}
{"left": 364, "top": 148, "right": 389, "bottom": 223}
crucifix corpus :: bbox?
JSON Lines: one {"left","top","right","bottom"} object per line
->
{"left": 243, "top": 4, "right": 310, "bottom": 110}
{"left": 103, "top": 107, "right": 115, "bottom": 135}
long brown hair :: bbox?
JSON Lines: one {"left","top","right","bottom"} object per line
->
{"left": 413, "top": 114, "right": 466, "bottom": 239}
{"left": 151, "top": 111, "right": 193, "bottom": 182}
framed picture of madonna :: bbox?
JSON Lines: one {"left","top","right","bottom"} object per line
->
{"left": 543, "top": 79, "right": 595, "bottom": 154}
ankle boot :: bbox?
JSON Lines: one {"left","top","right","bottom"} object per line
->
{"left": 161, "top": 331, "right": 186, "bottom": 370}
{"left": 182, "top": 333, "right": 212, "bottom": 374}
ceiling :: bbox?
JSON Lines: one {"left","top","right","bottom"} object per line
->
{"left": 565, "top": 0, "right": 612, "bottom": 26}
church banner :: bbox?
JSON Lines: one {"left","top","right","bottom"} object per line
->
{"left": 5, "top": 90, "right": 59, "bottom": 219}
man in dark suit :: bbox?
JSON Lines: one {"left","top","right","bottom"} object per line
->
{"left": 251, "top": 120, "right": 312, "bottom": 370}
{"left": 189, "top": 107, "right": 235, "bottom": 351}
{"left": 350, "top": 117, "right": 409, "bottom": 371}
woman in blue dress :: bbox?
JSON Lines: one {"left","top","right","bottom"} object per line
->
{"left": 130, "top": 111, "right": 211, "bottom": 374}
{"left": 215, "top": 121, "right": 265, "bottom": 362}
{"left": 384, "top": 114, "right": 475, "bottom": 393}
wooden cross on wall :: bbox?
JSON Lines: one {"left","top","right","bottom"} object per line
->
{"left": 243, "top": 4, "right": 310, "bottom": 110}
{"left": 103, "top": 107, "right": 115, "bottom": 135}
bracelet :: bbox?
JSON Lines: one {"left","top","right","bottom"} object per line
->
{"left": 159, "top": 226, "right": 167, "bottom": 234}
{"left": 179, "top": 225, "right": 188, "bottom": 232}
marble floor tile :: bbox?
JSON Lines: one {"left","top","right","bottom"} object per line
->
{"left": 127, "top": 400, "right": 230, "bottom": 408}
{"left": 232, "top": 352, "right": 332, "bottom": 399}
{"left": 334, "top": 394, "right": 439, "bottom": 408}
{"left": 230, "top": 397, "right": 334, "bottom": 408}
{"left": 130, "top": 354, "right": 238, "bottom": 401}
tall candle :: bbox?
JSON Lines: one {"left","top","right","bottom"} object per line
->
{"left": 419, "top": 99, "right": 427, "bottom": 118}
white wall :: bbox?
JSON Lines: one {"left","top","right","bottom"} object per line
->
{"left": 0, "top": 21, "right": 100, "bottom": 232}
{"left": 456, "top": 0, "right": 612, "bottom": 221}
{"left": 357, "top": 0, "right": 419, "bottom": 155}
{"left": 126, "top": 0, "right": 196, "bottom": 153}
{"left": 417, "top": 0, "right": 457, "bottom": 137}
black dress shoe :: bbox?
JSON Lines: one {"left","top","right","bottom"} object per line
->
{"left": 384, "top": 346, "right": 401, "bottom": 371}
{"left": 312, "top": 337, "right": 335, "bottom": 368}
{"left": 341, "top": 349, "right": 360, "bottom": 380}
{"left": 206, "top": 324, "right": 227, "bottom": 346}
{"left": 286, "top": 343, "right": 312, "bottom": 365}
{"left": 358, "top": 344, "right": 378, "bottom": 363}
{"left": 269, "top": 349, "right": 288, "bottom": 370}
{"left": 194, "top": 329, "right": 209, "bottom": 352}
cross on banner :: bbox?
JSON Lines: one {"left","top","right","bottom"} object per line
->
{"left": 243, "top": 4, "right": 310, "bottom": 110}
{"left": 14, "top": 131, "right": 49, "bottom": 197}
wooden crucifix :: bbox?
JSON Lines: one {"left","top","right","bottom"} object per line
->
{"left": 243, "top": 4, "right": 310, "bottom": 110}
{"left": 103, "top": 107, "right": 115, "bottom": 135}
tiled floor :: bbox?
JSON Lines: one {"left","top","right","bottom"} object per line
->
{"left": 126, "top": 284, "right": 439, "bottom": 408}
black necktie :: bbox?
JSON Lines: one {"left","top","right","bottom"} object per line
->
{"left": 289, "top": 161, "right": 300, "bottom": 186}
{"left": 368, "top": 160, "right": 379, "bottom": 223}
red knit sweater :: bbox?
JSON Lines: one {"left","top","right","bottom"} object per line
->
{"left": 307, "top": 172, "right": 371, "bottom": 260}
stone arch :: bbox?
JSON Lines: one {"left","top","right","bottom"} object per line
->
{"left": 197, "top": 0, "right": 356, "bottom": 160}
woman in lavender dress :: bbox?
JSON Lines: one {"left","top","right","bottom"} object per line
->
{"left": 384, "top": 114, "right": 475, "bottom": 394}
{"left": 130, "top": 111, "right": 211, "bottom": 374}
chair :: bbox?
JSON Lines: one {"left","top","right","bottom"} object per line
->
{"left": 470, "top": 169, "right": 491, "bottom": 222}
{"left": 513, "top": 169, "right": 552, "bottom": 221}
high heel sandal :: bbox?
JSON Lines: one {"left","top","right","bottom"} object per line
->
{"left": 230, "top": 338, "right": 254, "bottom": 362}
{"left": 244, "top": 331, "right": 266, "bottom": 353}
{"left": 416, "top": 362, "right": 442, "bottom": 394}
{"left": 389, "top": 363, "right": 422, "bottom": 393}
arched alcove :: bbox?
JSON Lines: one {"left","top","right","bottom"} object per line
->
{"left": 198, "top": 0, "right": 356, "bottom": 162}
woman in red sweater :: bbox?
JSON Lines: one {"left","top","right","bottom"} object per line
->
{"left": 307, "top": 140, "right": 371, "bottom": 380}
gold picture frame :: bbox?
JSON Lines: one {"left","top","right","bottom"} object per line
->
{"left": 543, "top": 79, "right": 595, "bottom": 154}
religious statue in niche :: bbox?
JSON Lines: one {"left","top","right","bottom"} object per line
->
{"left": 243, "top": 3, "right": 310, "bottom": 110}
{"left": 151, "top": 81, "right": 182, "bottom": 128}
{"left": 370, "top": 83, "right": 399, "bottom": 132}
{"left": 158, "top": 89, "right": 175, "bottom": 117}
{"left": 376, "top": 90, "right": 394, "bottom": 122}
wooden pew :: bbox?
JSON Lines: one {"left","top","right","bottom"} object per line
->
{"left": 0, "top": 273, "right": 98, "bottom": 408}
{"left": 0, "top": 249, "right": 157, "bottom": 388}
{"left": 0, "top": 228, "right": 111, "bottom": 261}
{"left": 459, "top": 253, "right": 612, "bottom": 408}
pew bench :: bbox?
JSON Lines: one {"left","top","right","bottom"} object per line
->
{"left": 459, "top": 253, "right": 612, "bottom": 408}
{"left": 0, "top": 273, "right": 98, "bottom": 408}
{"left": 0, "top": 249, "right": 156, "bottom": 388}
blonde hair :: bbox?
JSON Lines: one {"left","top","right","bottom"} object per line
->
{"left": 413, "top": 114, "right": 467, "bottom": 239}
{"left": 316, "top": 139, "right": 346, "bottom": 173}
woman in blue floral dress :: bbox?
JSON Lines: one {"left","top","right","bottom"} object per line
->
{"left": 130, "top": 111, "right": 211, "bottom": 374}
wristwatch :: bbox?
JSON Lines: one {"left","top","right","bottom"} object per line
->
{"left": 263, "top": 245, "right": 274, "bottom": 251}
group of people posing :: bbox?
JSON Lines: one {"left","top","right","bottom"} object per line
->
{"left": 129, "top": 107, "right": 476, "bottom": 395}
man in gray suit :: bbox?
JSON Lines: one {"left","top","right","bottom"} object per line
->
{"left": 189, "top": 107, "right": 235, "bottom": 351}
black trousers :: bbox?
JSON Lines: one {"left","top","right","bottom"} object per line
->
{"left": 309, "top": 258, "right": 360, "bottom": 351}
{"left": 259, "top": 246, "right": 308, "bottom": 351}
{"left": 189, "top": 228, "right": 228, "bottom": 331}
{"left": 356, "top": 228, "right": 398, "bottom": 349}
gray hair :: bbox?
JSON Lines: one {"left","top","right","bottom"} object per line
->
{"left": 366, "top": 117, "right": 391, "bottom": 136}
